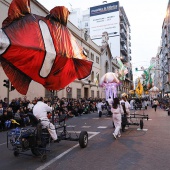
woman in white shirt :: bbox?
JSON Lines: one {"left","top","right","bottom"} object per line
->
{"left": 111, "top": 98, "right": 124, "bottom": 139}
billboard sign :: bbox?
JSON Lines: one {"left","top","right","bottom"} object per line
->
{"left": 90, "top": 1, "right": 120, "bottom": 58}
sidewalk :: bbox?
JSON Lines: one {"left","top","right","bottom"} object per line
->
{"left": 123, "top": 106, "right": 170, "bottom": 170}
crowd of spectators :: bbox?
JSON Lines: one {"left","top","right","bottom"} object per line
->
{"left": 0, "top": 96, "right": 103, "bottom": 131}
{"left": 1, "top": 95, "right": 169, "bottom": 132}
{"left": 156, "top": 97, "right": 170, "bottom": 111}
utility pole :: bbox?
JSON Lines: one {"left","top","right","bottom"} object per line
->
{"left": 3, "top": 79, "right": 10, "bottom": 107}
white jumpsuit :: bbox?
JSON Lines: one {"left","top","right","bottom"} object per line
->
{"left": 96, "top": 102, "right": 104, "bottom": 113}
{"left": 130, "top": 99, "right": 134, "bottom": 110}
{"left": 33, "top": 101, "right": 57, "bottom": 140}
{"left": 111, "top": 105, "right": 124, "bottom": 137}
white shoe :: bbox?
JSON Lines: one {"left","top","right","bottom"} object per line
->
{"left": 118, "top": 134, "right": 121, "bottom": 138}
{"left": 113, "top": 133, "right": 117, "bottom": 139}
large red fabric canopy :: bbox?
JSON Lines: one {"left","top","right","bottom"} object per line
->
{"left": 0, "top": 0, "right": 93, "bottom": 95}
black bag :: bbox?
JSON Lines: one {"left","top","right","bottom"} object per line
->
{"left": 121, "top": 114, "right": 128, "bottom": 125}
{"left": 168, "top": 110, "right": 170, "bottom": 116}
{"left": 121, "top": 114, "right": 127, "bottom": 132}
{"left": 121, "top": 102, "right": 127, "bottom": 115}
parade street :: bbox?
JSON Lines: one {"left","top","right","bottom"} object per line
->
{"left": 0, "top": 106, "right": 169, "bottom": 170}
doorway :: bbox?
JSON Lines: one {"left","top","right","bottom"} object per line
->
{"left": 84, "top": 88, "right": 88, "bottom": 98}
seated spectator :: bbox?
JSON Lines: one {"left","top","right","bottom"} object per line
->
{"left": 20, "top": 107, "right": 29, "bottom": 126}
{"left": 13, "top": 109, "right": 22, "bottom": 126}
{"left": 27, "top": 101, "right": 34, "bottom": 113}
{"left": 71, "top": 102, "right": 79, "bottom": 117}
{"left": 89, "top": 101, "right": 95, "bottom": 113}
{"left": 66, "top": 103, "right": 74, "bottom": 117}
{"left": 0, "top": 103, "right": 4, "bottom": 131}
{"left": 2, "top": 110, "right": 13, "bottom": 130}
{"left": 9, "top": 99, "right": 19, "bottom": 113}
{"left": 2, "top": 98, "right": 8, "bottom": 110}
{"left": 76, "top": 102, "right": 83, "bottom": 116}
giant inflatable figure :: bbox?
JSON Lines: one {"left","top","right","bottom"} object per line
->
{"left": 135, "top": 78, "right": 143, "bottom": 97}
{"left": 99, "top": 72, "right": 120, "bottom": 99}
{"left": 0, "top": 0, "right": 93, "bottom": 95}
{"left": 99, "top": 57, "right": 128, "bottom": 100}
{"left": 142, "top": 64, "right": 154, "bottom": 91}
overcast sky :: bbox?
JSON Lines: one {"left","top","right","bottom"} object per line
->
{"left": 38, "top": 0, "right": 168, "bottom": 77}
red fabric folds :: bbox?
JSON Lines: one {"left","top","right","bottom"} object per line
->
{"left": 0, "top": 0, "right": 93, "bottom": 95}
{"left": 2, "top": 0, "right": 30, "bottom": 27}
{"left": 50, "top": 6, "right": 70, "bottom": 26}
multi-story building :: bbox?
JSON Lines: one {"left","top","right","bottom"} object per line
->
{"left": 150, "top": 57, "right": 158, "bottom": 86}
{"left": 160, "top": 1, "right": 170, "bottom": 97}
{"left": 152, "top": 47, "right": 162, "bottom": 92}
{"left": 119, "top": 6, "right": 133, "bottom": 94}
{"left": 69, "top": 1, "right": 133, "bottom": 95}
{"left": 0, "top": 0, "right": 101, "bottom": 101}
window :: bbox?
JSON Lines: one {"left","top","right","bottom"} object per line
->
{"left": 91, "top": 71, "right": 94, "bottom": 82}
{"left": 97, "top": 73, "right": 99, "bottom": 85}
{"left": 45, "top": 89, "right": 51, "bottom": 98}
{"left": 96, "top": 56, "right": 99, "bottom": 64}
{"left": 77, "top": 89, "right": 81, "bottom": 99}
{"left": 91, "top": 53, "right": 94, "bottom": 61}
{"left": 97, "top": 91, "right": 99, "bottom": 98}
{"left": 85, "top": 22, "right": 88, "bottom": 27}
{"left": 105, "top": 61, "right": 109, "bottom": 73}
{"left": 91, "top": 90, "right": 94, "bottom": 98}
{"left": 67, "top": 87, "right": 72, "bottom": 98}
{"left": 112, "top": 67, "right": 115, "bottom": 72}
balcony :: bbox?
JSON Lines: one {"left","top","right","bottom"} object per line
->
{"left": 129, "top": 42, "right": 131, "bottom": 47}
{"left": 120, "top": 22, "right": 126, "bottom": 31}
{"left": 120, "top": 55, "right": 128, "bottom": 63}
{"left": 164, "top": 22, "right": 167, "bottom": 29}
{"left": 120, "top": 13, "right": 126, "bottom": 22}
{"left": 120, "top": 29, "right": 127, "bottom": 39}
{"left": 164, "top": 39, "right": 167, "bottom": 47}
{"left": 129, "top": 48, "right": 131, "bottom": 54}
{"left": 164, "top": 32, "right": 167, "bottom": 37}
{"left": 129, "top": 55, "right": 132, "bottom": 60}
{"left": 165, "top": 48, "right": 168, "bottom": 56}
{"left": 121, "top": 45, "right": 127, "bottom": 55}
{"left": 120, "top": 37, "right": 126, "bottom": 45}
{"left": 168, "top": 53, "right": 170, "bottom": 59}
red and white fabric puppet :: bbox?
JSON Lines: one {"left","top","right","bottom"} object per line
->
{"left": 0, "top": 0, "right": 93, "bottom": 95}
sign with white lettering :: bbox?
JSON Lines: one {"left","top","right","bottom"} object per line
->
{"left": 90, "top": 1, "right": 120, "bottom": 58}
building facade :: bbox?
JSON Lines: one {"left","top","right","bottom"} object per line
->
{"left": 69, "top": 1, "right": 133, "bottom": 95}
{"left": 160, "top": 1, "right": 170, "bottom": 97}
{"left": 152, "top": 47, "right": 162, "bottom": 92}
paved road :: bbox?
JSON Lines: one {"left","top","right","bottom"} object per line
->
{"left": 0, "top": 106, "right": 170, "bottom": 170}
